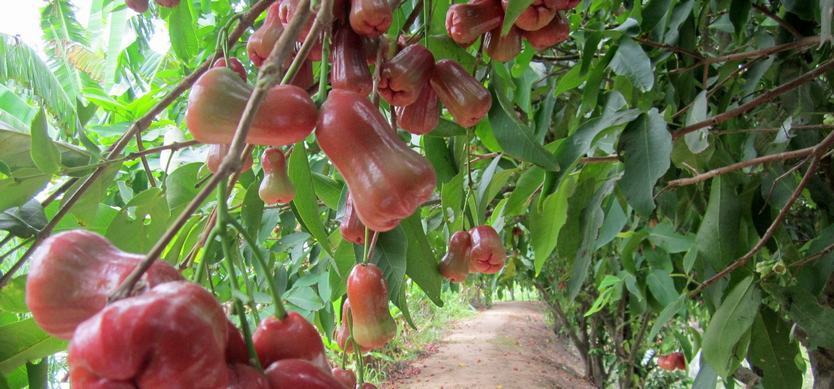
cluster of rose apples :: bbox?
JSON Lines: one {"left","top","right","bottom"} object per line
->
{"left": 446, "top": 0, "right": 579, "bottom": 61}
{"left": 26, "top": 230, "right": 393, "bottom": 388}
{"left": 125, "top": 0, "right": 179, "bottom": 13}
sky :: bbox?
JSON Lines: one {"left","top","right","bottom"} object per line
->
{"left": 0, "top": 0, "right": 169, "bottom": 58}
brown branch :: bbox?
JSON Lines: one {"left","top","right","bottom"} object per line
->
{"left": 752, "top": 3, "right": 802, "bottom": 39}
{"left": 581, "top": 155, "right": 620, "bottom": 164}
{"left": 0, "top": 0, "right": 276, "bottom": 290}
{"left": 790, "top": 241, "right": 834, "bottom": 269}
{"left": 714, "top": 124, "right": 834, "bottom": 135}
{"left": 108, "top": 0, "right": 316, "bottom": 301}
{"left": 672, "top": 59, "right": 834, "bottom": 140}
{"left": 635, "top": 38, "right": 703, "bottom": 59}
{"left": 135, "top": 133, "right": 157, "bottom": 187}
{"left": 665, "top": 146, "right": 815, "bottom": 188}
{"left": 403, "top": 0, "right": 424, "bottom": 32}
{"left": 669, "top": 36, "right": 821, "bottom": 74}
{"left": 690, "top": 130, "right": 834, "bottom": 297}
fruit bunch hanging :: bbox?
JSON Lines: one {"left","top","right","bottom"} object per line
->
{"left": 56, "top": 0, "right": 542, "bottom": 385}
{"left": 26, "top": 231, "right": 382, "bottom": 388}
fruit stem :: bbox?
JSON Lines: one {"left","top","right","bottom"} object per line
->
{"left": 227, "top": 218, "right": 288, "bottom": 319}
{"left": 215, "top": 180, "right": 262, "bottom": 370}
{"left": 347, "top": 310, "right": 365, "bottom": 385}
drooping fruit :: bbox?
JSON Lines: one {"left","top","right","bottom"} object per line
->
{"left": 125, "top": 0, "right": 149, "bottom": 13}
{"left": 186, "top": 67, "right": 317, "bottom": 146}
{"left": 395, "top": 84, "right": 439, "bottom": 135}
{"left": 439, "top": 231, "right": 472, "bottom": 283}
{"left": 331, "top": 27, "right": 373, "bottom": 95}
{"left": 247, "top": 3, "right": 284, "bottom": 68}
{"left": 468, "top": 225, "right": 506, "bottom": 274}
{"left": 522, "top": 12, "right": 570, "bottom": 50}
{"left": 253, "top": 312, "right": 329, "bottom": 371}
{"left": 212, "top": 57, "right": 247, "bottom": 81}
{"left": 316, "top": 90, "right": 436, "bottom": 231}
{"left": 331, "top": 368, "right": 357, "bottom": 388}
{"left": 26, "top": 230, "right": 183, "bottom": 339}
{"left": 378, "top": 44, "right": 435, "bottom": 107}
{"left": 264, "top": 360, "right": 349, "bottom": 388}
{"left": 484, "top": 26, "right": 522, "bottom": 62}
{"left": 349, "top": 0, "right": 393, "bottom": 37}
{"left": 68, "top": 282, "right": 229, "bottom": 388}
{"left": 445, "top": 0, "right": 503, "bottom": 47}
{"left": 335, "top": 299, "right": 372, "bottom": 354}
{"left": 346, "top": 263, "right": 397, "bottom": 350}
{"left": 430, "top": 59, "right": 492, "bottom": 128}
{"left": 258, "top": 147, "right": 295, "bottom": 204}
{"left": 206, "top": 144, "right": 253, "bottom": 174}
{"left": 501, "top": 0, "right": 558, "bottom": 31}
{"left": 339, "top": 194, "right": 367, "bottom": 245}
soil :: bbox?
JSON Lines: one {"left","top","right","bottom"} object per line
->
{"left": 383, "top": 301, "right": 594, "bottom": 389}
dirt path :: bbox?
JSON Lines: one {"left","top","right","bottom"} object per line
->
{"left": 384, "top": 301, "right": 593, "bottom": 389}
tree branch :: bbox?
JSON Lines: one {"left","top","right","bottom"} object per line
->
{"left": 0, "top": 0, "right": 277, "bottom": 290}
{"left": 690, "top": 130, "right": 834, "bottom": 297}
{"left": 665, "top": 146, "right": 815, "bottom": 188}
{"left": 135, "top": 133, "right": 157, "bottom": 187}
{"left": 672, "top": 58, "right": 834, "bottom": 140}
{"left": 752, "top": 3, "right": 802, "bottom": 39}
{"left": 109, "top": 0, "right": 315, "bottom": 301}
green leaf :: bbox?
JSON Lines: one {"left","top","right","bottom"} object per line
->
{"left": 608, "top": 37, "right": 654, "bottom": 92}
{"left": 694, "top": 176, "right": 742, "bottom": 271}
{"left": 488, "top": 88, "right": 559, "bottom": 171}
{"left": 0, "top": 319, "right": 67, "bottom": 374}
{"left": 165, "top": 163, "right": 203, "bottom": 214}
{"left": 703, "top": 276, "right": 761, "bottom": 378}
{"left": 749, "top": 308, "right": 803, "bottom": 389}
{"left": 0, "top": 276, "right": 27, "bottom": 313}
{"left": 649, "top": 295, "right": 686, "bottom": 339}
{"left": 500, "top": 0, "right": 535, "bottom": 35}
{"left": 646, "top": 269, "right": 677, "bottom": 307}
{"left": 684, "top": 91, "right": 710, "bottom": 154}
{"left": 167, "top": 1, "right": 198, "bottom": 62}
{"left": 106, "top": 188, "right": 171, "bottom": 253}
{"left": 769, "top": 285, "right": 834, "bottom": 350}
{"left": 642, "top": 0, "right": 673, "bottom": 31}
{"left": 618, "top": 109, "right": 671, "bottom": 217}
{"left": 400, "top": 215, "right": 443, "bottom": 306}
{"left": 0, "top": 170, "right": 49, "bottom": 214}
{"left": 648, "top": 222, "right": 694, "bottom": 254}
{"left": 25, "top": 360, "right": 47, "bottom": 389}
{"left": 0, "top": 200, "right": 47, "bottom": 238}
{"left": 288, "top": 143, "right": 332, "bottom": 256}
{"left": 529, "top": 174, "right": 575, "bottom": 275}
{"left": 551, "top": 93, "right": 640, "bottom": 186}
{"left": 568, "top": 172, "right": 618, "bottom": 299}
{"left": 61, "top": 162, "right": 120, "bottom": 227}
{"left": 505, "top": 167, "right": 543, "bottom": 217}
{"left": 29, "top": 110, "right": 60, "bottom": 175}
{"left": 729, "top": 0, "right": 752, "bottom": 36}
{"left": 0, "top": 125, "right": 89, "bottom": 173}
{"left": 370, "top": 227, "right": 413, "bottom": 327}
{"left": 423, "top": 136, "right": 458, "bottom": 184}
{"left": 241, "top": 181, "right": 264, "bottom": 238}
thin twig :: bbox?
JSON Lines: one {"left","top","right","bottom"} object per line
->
{"left": 108, "top": 0, "right": 314, "bottom": 301}
{"left": 790, "top": 241, "right": 834, "bottom": 268}
{"left": 690, "top": 130, "right": 834, "bottom": 297}
{"left": 135, "top": 133, "right": 157, "bottom": 187}
{"left": 672, "top": 59, "right": 834, "bottom": 140}
{"left": 714, "top": 124, "right": 834, "bottom": 135}
{"left": 580, "top": 155, "right": 620, "bottom": 164}
{"left": 665, "top": 146, "right": 815, "bottom": 188}
{"left": 752, "top": 3, "right": 802, "bottom": 39}
{"left": 0, "top": 0, "right": 276, "bottom": 290}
